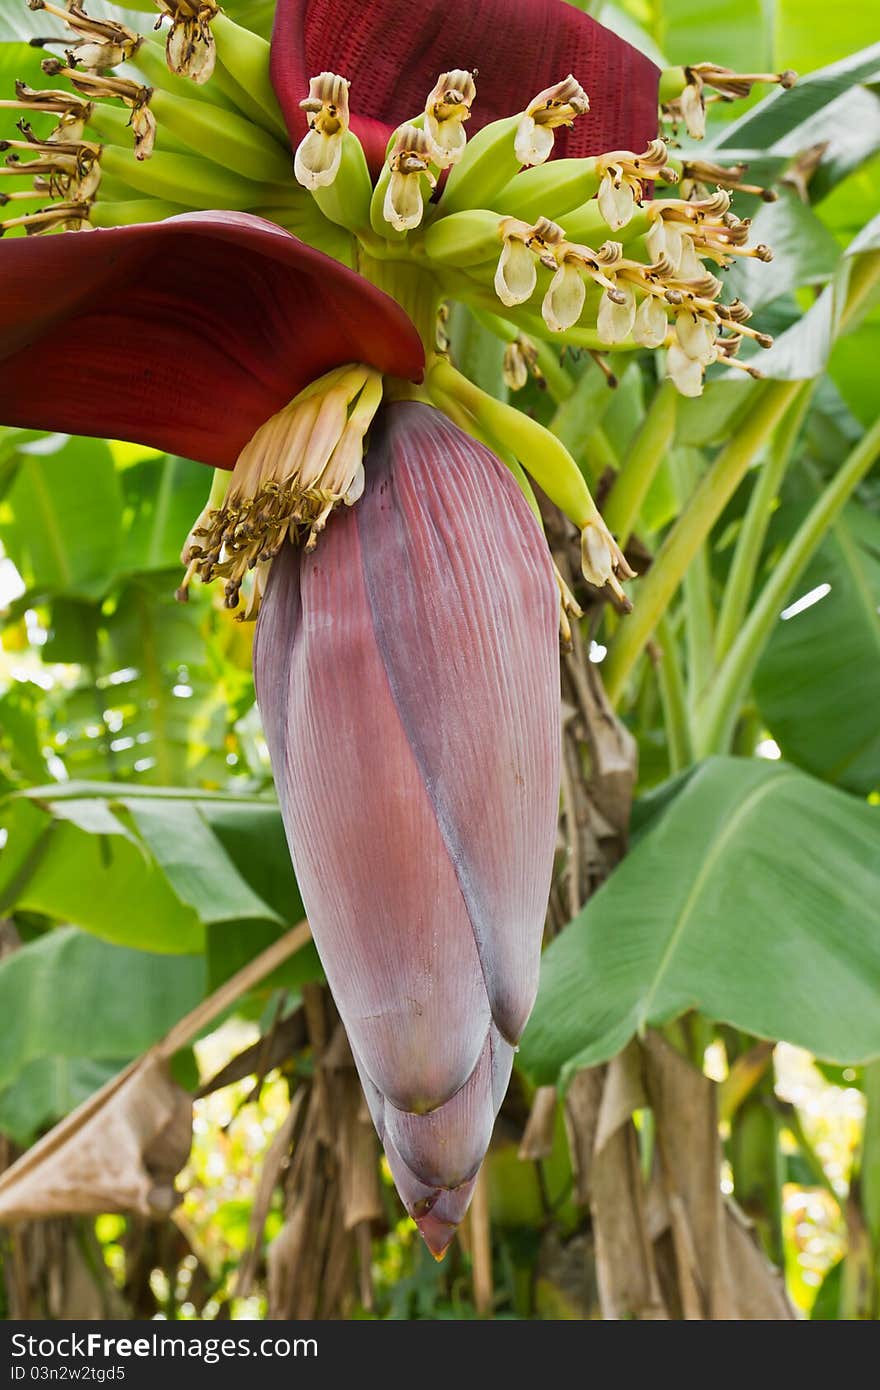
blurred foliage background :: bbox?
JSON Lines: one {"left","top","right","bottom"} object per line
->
{"left": 0, "top": 0, "right": 879, "bottom": 1320}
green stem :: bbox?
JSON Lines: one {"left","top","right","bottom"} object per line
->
{"left": 659, "top": 66, "right": 688, "bottom": 103}
{"left": 603, "top": 379, "right": 801, "bottom": 706}
{"left": 861, "top": 1062, "right": 880, "bottom": 1255}
{"left": 714, "top": 383, "right": 813, "bottom": 664}
{"left": 602, "top": 379, "right": 677, "bottom": 545}
{"left": 669, "top": 449, "right": 716, "bottom": 706}
{"left": 582, "top": 425, "right": 619, "bottom": 487}
{"left": 355, "top": 254, "right": 442, "bottom": 358}
{"left": 653, "top": 613, "right": 692, "bottom": 772}
{"left": 548, "top": 358, "right": 615, "bottom": 487}
{"left": 695, "top": 410, "right": 880, "bottom": 755}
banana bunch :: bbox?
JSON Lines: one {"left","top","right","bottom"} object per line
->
{"left": 0, "top": 0, "right": 796, "bottom": 611}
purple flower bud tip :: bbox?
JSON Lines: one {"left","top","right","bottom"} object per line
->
{"left": 254, "top": 401, "right": 560, "bottom": 1252}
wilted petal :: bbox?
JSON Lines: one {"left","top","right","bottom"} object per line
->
{"left": 0, "top": 213, "right": 423, "bottom": 468}
{"left": 271, "top": 0, "right": 660, "bottom": 174}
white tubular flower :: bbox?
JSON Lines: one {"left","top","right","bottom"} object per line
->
{"left": 675, "top": 309, "right": 717, "bottom": 364}
{"left": 515, "top": 75, "right": 589, "bottom": 166}
{"left": 295, "top": 72, "right": 351, "bottom": 190}
{"left": 646, "top": 215, "right": 682, "bottom": 266}
{"left": 676, "top": 235, "right": 705, "bottom": 282}
{"left": 384, "top": 125, "right": 437, "bottom": 231}
{"left": 679, "top": 76, "right": 706, "bottom": 140}
{"left": 666, "top": 341, "right": 704, "bottom": 396}
{"left": 596, "top": 140, "right": 671, "bottom": 231}
{"left": 633, "top": 294, "right": 669, "bottom": 349}
{"left": 597, "top": 284, "right": 636, "bottom": 344}
{"left": 494, "top": 216, "right": 564, "bottom": 307}
{"left": 502, "top": 338, "right": 534, "bottom": 391}
{"left": 542, "top": 259, "right": 585, "bottom": 332}
{"left": 424, "top": 69, "right": 476, "bottom": 167}
{"left": 540, "top": 239, "right": 621, "bottom": 333}
{"left": 495, "top": 236, "right": 537, "bottom": 305}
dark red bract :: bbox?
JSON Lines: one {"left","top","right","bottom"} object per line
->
{"left": 271, "top": 0, "right": 660, "bottom": 175}
{"left": 0, "top": 211, "right": 424, "bottom": 467}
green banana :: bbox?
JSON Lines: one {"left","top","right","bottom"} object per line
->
{"left": 308, "top": 131, "right": 372, "bottom": 233}
{"left": 85, "top": 100, "right": 189, "bottom": 156}
{"left": 368, "top": 159, "right": 406, "bottom": 242}
{"left": 90, "top": 197, "right": 190, "bottom": 226}
{"left": 564, "top": 201, "right": 650, "bottom": 245}
{"left": 421, "top": 209, "right": 501, "bottom": 267}
{"left": 438, "top": 114, "right": 521, "bottom": 216}
{"left": 492, "top": 158, "right": 600, "bottom": 224}
{"left": 100, "top": 144, "right": 268, "bottom": 210}
{"left": 211, "top": 13, "right": 288, "bottom": 139}
{"left": 149, "top": 88, "right": 291, "bottom": 182}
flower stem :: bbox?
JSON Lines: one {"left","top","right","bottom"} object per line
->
{"left": 713, "top": 381, "right": 813, "bottom": 664}
{"left": 669, "top": 447, "right": 716, "bottom": 705}
{"left": 653, "top": 613, "right": 692, "bottom": 772}
{"left": 602, "top": 378, "right": 677, "bottom": 545}
{"left": 694, "top": 410, "right": 880, "bottom": 754}
{"left": 356, "top": 253, "right": 442, "bottom": 360}
{"left": 602, "top": 378, "right": 802, "bottom": 705}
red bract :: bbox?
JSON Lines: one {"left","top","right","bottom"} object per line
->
{"left": 0, "top": 211, "right": 424, "bottom": 467}
{"left": 253, "top": 401, "right": 560, "bottom": 1255}
{"left": 271, "top": 0, "right": 660, "bottom": 175}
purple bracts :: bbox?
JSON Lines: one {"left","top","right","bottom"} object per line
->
{"left": 254, "top": 401, "right": 560, "bottom": 1255}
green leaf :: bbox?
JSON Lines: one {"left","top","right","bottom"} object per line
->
{"left": 0, "top": 925, "right": 205, "bottom": 1093}
{"left": 755, "top": 500, "right": 880, "bottom": 795}
{"left": 118, "top": 455, "right": 209, "bottom": 576}
{"left": 1, "top": 436, "right": 123, "bottom": 600}
{"left": 521, "top": 758, "right": 880, "bottom": 1084}
{"left": 729, "top": 188, "right": 842, "bottom": 311}
{"left": 657, "top": 0, "right": 771, "bottom": 73}
{"left": 774, "top": 0, "right": 880, "bottom": 78}
{"left": 0, "top": 793, "right": 205, "bottom": 953}
{"left": 0, "top": 1056, "right": 125, "bottom": 1147}
{"left": 743, "top": 213, "right": 880, "bottom": 380}
{"left": 0, "top": 784, "right": 307, "bottom": 970}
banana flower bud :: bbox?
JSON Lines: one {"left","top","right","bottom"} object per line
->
{"left": 253, "top": 401, "right": 560, "bottom": 1256}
